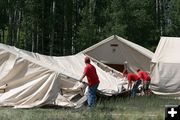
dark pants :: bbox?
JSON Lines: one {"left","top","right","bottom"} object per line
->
{"left": 131, "top": 79, "right": 141, "bottom": 97}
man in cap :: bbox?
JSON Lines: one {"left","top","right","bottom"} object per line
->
{"left": 80, "top": 56, "right": 100, "bottom": 107}
{"left": 123, "top": 69, "right": 142, "bottom": 97}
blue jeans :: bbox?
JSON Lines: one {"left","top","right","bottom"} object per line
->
{"left": 131, "top": 79, "right": 141, "bottom": 97}
{"left": 87, "top": 84, "right": 99, "bottom": 107}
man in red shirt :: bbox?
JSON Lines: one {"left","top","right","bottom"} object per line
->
{"left": 123, "top": 70, "right": 142, "bottom": 97}
{"left": 80, "top": 56, "right": 100, "bottom": 107}
{"left": 136, "top": 68, "right": 151, "bottom": 95}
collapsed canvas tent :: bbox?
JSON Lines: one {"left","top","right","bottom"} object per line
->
{"left": 150, "top": 37, "right": 180, "bottom": 97}
{"left": 0, "top": 43, "right": 127, "bottom": 108}
{"left": 0, "top": 35, "right": 153, "bottom": 108}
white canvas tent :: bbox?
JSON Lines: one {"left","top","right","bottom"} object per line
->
{"left": 0, "top": 35, "right": 153, "bottom": 108}
{"left": 82, "top": 35, "right": 153, "bottom": 73}
{"left": 150, "top": 37, "right": 180, "bottom": 97}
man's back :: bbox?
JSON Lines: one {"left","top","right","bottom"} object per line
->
{"left": 84, "top": 63, "right": 99, "bottom": 86}
{"left": 138, "top": 71, "right": 150, "bottom": 81}
{"left": 127, "top": 73, "right": 140, "bottom": 81}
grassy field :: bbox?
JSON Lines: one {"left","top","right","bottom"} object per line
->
{"left": 0, "top": 94, "right": 180, "bottom": 120}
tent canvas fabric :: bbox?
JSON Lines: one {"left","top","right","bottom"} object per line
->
{"left": 0, "top": 35, "right": 153, "bottom": 108}
{"left": 0, "top": 43, "right": 127, "bottom": 108}
{"left": 150, "top": 37, "right": 180, "bottom": 97}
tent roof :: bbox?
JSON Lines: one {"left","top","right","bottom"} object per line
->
{"left": 151, "top": 36, "right": 180, "bottom": 63}
{"left": 82, "top": 35, "right": 153, "bottom": 59}
{"left": 81, "top": 35, "right": 153, "bottom": 72}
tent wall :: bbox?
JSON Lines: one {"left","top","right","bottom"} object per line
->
{"left": 0, "top": 52, "right": 60, "bottom": 108}
{"left": 151, "top": 37, "right": 180, "bottom": 97}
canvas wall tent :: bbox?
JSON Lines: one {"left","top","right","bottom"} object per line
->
{"left": 82, "top": 35, "right": 153, "bottom": 73}
{"left": 150, "top": 37, "right": 180, "bottom": 97}
{"left": 0, "top": 43, "right": 127, "bottom": 108}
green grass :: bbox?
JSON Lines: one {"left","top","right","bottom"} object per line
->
{"left": 0, "top": 94, "right": 180, "bottom": 120}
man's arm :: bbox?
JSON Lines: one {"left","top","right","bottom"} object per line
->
{"left": 79, "top": 73, "right": 86, "bottom": 82}
{"left": 128, "top": 81, "right": 132, "bottom": 90}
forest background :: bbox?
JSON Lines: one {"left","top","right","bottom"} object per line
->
{"left": 0, "top": 0, "right": 180, "bottom": 56}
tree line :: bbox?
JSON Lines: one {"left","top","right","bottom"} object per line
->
{"left": 0, "top": 0, "right": 180, "bottom": 56}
